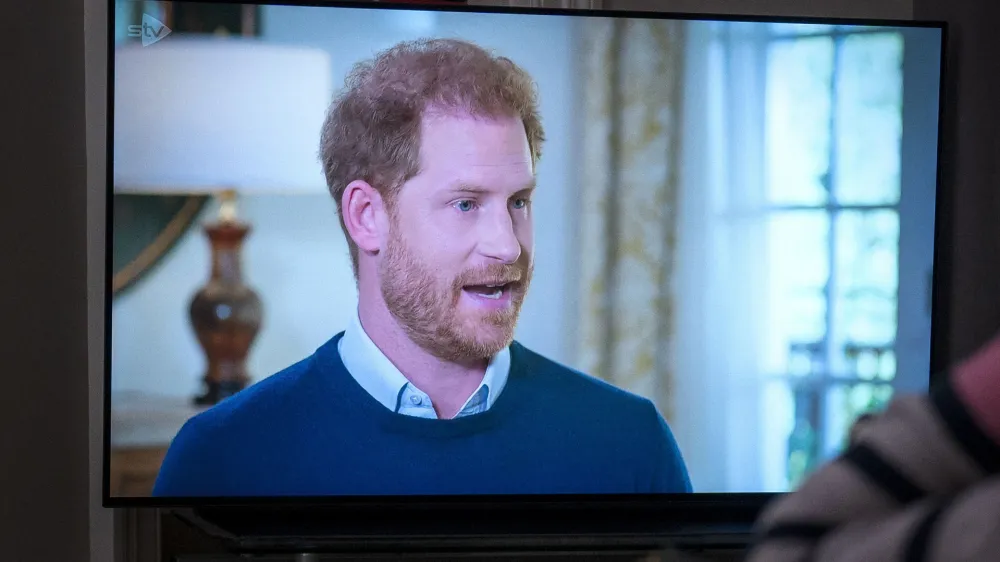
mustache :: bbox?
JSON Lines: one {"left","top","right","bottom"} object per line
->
{"left": 454, "top": 262, "right": 530, "bottom": 288}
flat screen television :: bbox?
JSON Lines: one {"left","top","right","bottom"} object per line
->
{"left": 103, "top": 0, "right": 947, "bottom": 551}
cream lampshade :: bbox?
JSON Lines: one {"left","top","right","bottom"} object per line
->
{"left": 113, "top": 37, "right": 332, "bottom": 404}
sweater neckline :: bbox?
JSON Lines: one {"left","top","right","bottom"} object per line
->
{"left": 314, "top": 332, "right": 529, "bottom": 438}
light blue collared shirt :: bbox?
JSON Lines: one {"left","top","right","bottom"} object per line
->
{"left": 337, "top": 310, "right": 510, "bottom": 419}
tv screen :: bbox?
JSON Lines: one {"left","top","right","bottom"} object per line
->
{"left": 105, "top": 0, "right": 945, "bottom": 505}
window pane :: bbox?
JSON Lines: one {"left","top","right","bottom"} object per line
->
{"left": 787, "top": 380, "right": 825, "bottom": 488}
{"left": 763, "top": 380, "right": 796, "bottom": 491}
{"left": 828, "top": 382, "right": 894, "bottom": 451}
{"left": 840, "top": 295, "right": 897, "bottom": 348}
{"left": 833, "top": 210, "right": 899, "bottom": 360}
{"left": 834, "top": 33, "right": 904, "bottom": 205}
{"left": 845, "top": 346, "right": 896, "bottom": 381}
{"left": 766, "top": 37, "right": 834, "bottom": 205}
{"left": 765, "top": 212, "right": 830, "bottom": 373}
{"left": 836, "top": 210, "right": 899, "bottom": 293}
{"left": 823, "top": 384, "right": 849, "bottom": 458}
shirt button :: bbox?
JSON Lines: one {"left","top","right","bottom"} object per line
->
{"left": 409, "top": 395, "right": 422, "bottom": 405}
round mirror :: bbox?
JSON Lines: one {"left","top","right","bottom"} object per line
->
{"left": 112, "top": 194, "right": 210, "bottom": 296}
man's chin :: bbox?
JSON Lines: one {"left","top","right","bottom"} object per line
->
{"left": 449, "top": 321, "right": 516, "bottom": 360}
{"left": 464, "top": 307, "right": 518, "bottom": 335}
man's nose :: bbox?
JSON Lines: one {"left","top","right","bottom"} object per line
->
{"left": 479, "top": 209, "right": 522, "bottom": 264}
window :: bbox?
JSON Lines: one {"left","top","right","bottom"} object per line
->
{"left": 759, "top": 24, "right": 906, "bottom": 488}
{"left": 687, "top": 21, "right": 939, "bottom": 492}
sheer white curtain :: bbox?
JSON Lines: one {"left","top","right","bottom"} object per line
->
{"left": 673, "top": 21, "right": 778, "bottom": 492}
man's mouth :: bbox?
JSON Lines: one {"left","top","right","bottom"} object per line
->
{"left": 463, "top": 282, "right": 514, "bottom": 300}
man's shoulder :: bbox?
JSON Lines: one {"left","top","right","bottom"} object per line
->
{"left": 510, "top": 342, "right": 656, "bottom": 414}
{"left": 153, "top": 355, "right": 323, "bottom": 495}
{"left": 178, "top": 355, "right": 319, "bottom": 442}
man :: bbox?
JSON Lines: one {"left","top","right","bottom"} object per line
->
{"left": 154, "top": 38, "right": 691, "bottom": 497}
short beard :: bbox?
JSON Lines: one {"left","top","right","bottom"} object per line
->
{"left": 379, "top": 228, "right": 532, "bottom": 364}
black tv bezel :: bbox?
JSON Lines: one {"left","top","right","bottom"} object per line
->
{"left": 102, "top": 0, "right": 951, "bottom": 534}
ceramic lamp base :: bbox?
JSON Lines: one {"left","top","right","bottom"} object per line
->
{"left": 189, "top": 219, "right": 262, "bottom": 406}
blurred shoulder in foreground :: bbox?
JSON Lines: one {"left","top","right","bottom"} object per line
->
{"left": 747, "top": 332, "right": 1000, "bottom": 562}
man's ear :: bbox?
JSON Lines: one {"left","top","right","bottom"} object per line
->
{"left": 341, "top": 180, "right": 388, "bottom": 257}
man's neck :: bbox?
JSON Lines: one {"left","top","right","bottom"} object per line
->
{"left": 357, "top": 295, "right": 489, "bottom": 419}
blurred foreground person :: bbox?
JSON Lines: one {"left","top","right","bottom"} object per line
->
{"left": 747, "top": 333, "right": 1000, "bottom": 561}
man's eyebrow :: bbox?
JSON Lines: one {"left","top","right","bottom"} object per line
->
{"left": 448, "top": 183, "right": 491, "bottom": 195}
{"left": 517, "top": 181, "right": 537, "bottom": 194}
{"left": 446, "top": 180, "right": 537, "bottom": 195}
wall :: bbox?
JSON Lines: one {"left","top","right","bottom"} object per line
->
{"left": 913, "top": 0, "right": 1000, "bottom": 366}
{"left": 110, "top": 6, "right": 578, "bottom": 398}
{"left": 3, "top": 1, "right": 91, "bottom": 562}
{"left": 86, "top": 0, "right": 117, "bottom": 556}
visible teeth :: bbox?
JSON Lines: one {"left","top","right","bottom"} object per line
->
{"left": 482, "top": 289, "right": 502, "bottom": 299}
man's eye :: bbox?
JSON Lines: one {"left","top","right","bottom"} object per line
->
{"left": 454, "top": 200, "right": 476, "bottom": 212}
{"left": 511, "top": 198, "right": 529, "bottom": 210}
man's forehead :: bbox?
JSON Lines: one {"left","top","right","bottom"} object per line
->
{"left": 418, "top": 125, "right": 531, "bottom": 166}
{"left": 420, "top": 106, "right": 513, "bottom": 123}
{"left": 409, "top": 110, "right": 533, "bottom": 188}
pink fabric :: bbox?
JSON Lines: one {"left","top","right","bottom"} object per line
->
{"left": 952, "top": 333, "right": 1000, "bottom": 446}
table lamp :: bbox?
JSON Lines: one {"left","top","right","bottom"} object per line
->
{"left": 114, "top": 38, "right": 332, "bottom": 405}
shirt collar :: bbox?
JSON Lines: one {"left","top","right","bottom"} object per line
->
{"left": 338, "top": 308, "right": 510, "bottom": 418}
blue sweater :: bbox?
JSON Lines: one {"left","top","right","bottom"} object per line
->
{"left": 153, "top": 333, "right": 692, "bottom": 496}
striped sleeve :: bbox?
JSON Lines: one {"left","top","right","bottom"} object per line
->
{"left": 745, "top": 335, "right": 1000, "bottom": 562}
{"left": 749, "top": 476, "right": 1000, "bottom": 562}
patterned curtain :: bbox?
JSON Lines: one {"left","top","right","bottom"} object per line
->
{"left": 576, "top": 18, "right": 687, "bottom": 422}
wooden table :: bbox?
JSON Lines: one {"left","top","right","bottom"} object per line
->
{"left": 110, "top": 392, "right": 207, "bottom": 497}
